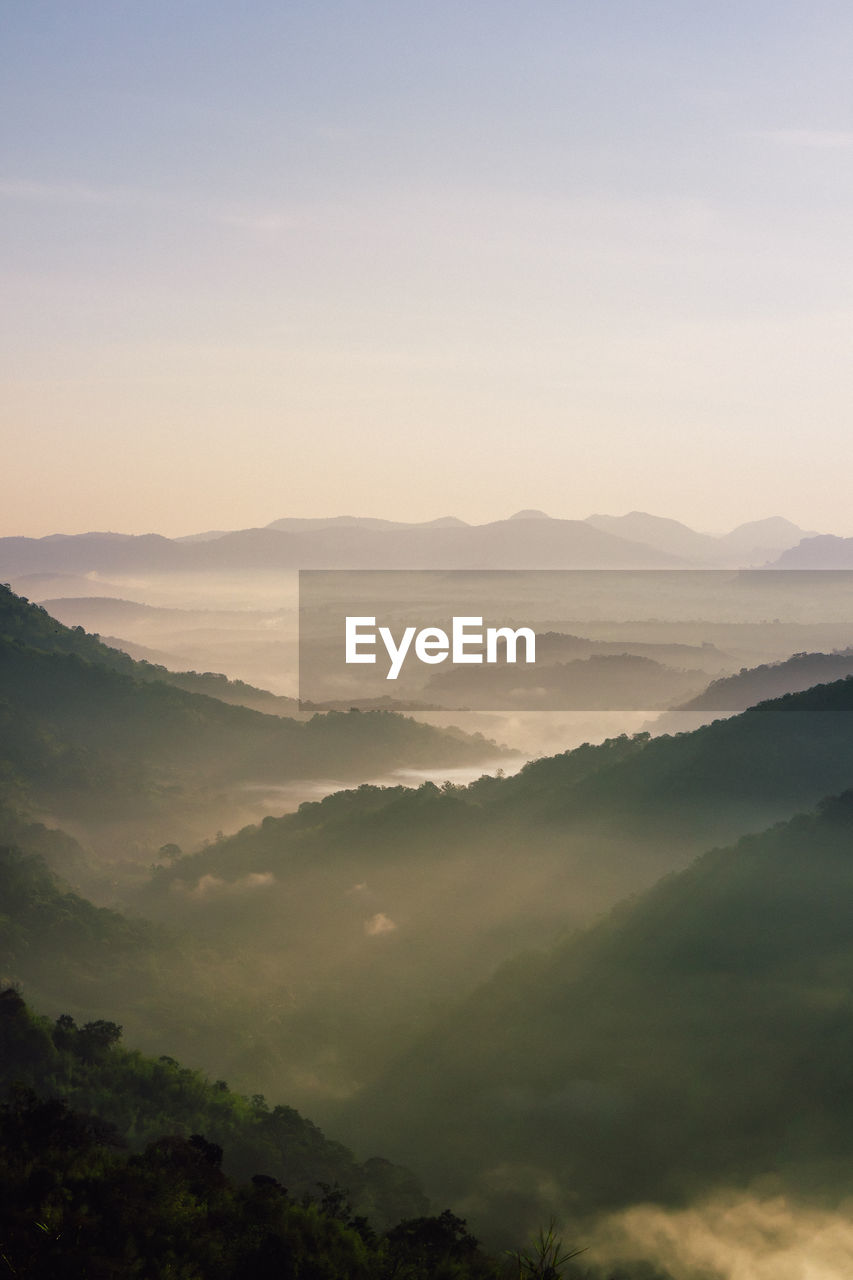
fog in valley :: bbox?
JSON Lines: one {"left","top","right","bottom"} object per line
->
{"left": 6, "top": 520, "right": 853, "bottom": 1276}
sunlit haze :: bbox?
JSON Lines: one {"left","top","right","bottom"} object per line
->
{"left": 4, "top": 3, "right": 853, "bottom": 536}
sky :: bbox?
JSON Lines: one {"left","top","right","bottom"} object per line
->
{"left": 3, "top": 1, "right": 853, "bottom": 538}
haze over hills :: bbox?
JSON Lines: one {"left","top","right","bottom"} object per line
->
{"left": 103, "top": 673, "right": 853, "bottom": 1120}
{"left": 0, "top": 517, "right": 679, "bottom": 575}
{"left": 675, "top": 650, "right": 853, "bottom": 711}
{"left": 334, "top": 788, "right": 853, "bottom": 1248}
{"left": 33, "top": 594, "right": 302, "bottom": 693}
{"left": 720, "top": 515, "right": 819, "bottom": 553}
{"left": 586, "top": 511, "right": 724, "bottom": 562}
{"left": 0, "top": 510, "right": 831, "bottom": 577}
{"left": 769, "top": 534, "right": 853, "bottom": 568}
{"left": 0, "top": 586, "right": 506, "bottom": 868}
{"left": 265, "top": 515, "right": 469, "bottom": 534}
{"left": 585, "top": 512, "right": 819, "bottom": 565}
{"left": 7, "top": 554, "right": 853, "bottom": 1272}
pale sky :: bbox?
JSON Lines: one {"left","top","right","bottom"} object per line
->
{"left": 3, "top": 2, "right": 853, "bottom": 537}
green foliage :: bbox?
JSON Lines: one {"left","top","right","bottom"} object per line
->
{"left": 384, "top": 1208, "right": 489, "bottom": 1278}
{"left": 0, "top": 1077, "right": 508, "bottom": 1278}
{"left": 0, "top": 1086, "right": 376, "bottom": 1279}
{"left": 0, "top": 988, "right": 428, "bottom": 1230}
{"left": 509, "top": 1222, "right": 584, "bottom": 1280}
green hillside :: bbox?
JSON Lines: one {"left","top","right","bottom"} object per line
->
{"left": 153, "top": 672, "right": 853, "bottom": 892}
{"left": 0, "top": 585, "right": 504, "bottom": 832}
{"left": 116, "top": 676, "right": 853, "bottom": 1111}
{"left": 0, "top": 987, "right": 428, "bottom": 1229}
{"left": 336, "top": 789, "right": 853, "bottom": 1241}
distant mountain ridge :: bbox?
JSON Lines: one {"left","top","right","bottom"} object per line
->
{"left": 721, "top": 514, "right": 817, "bottom": 550}
{"left": 0, "top": 510, "right": 827, "bottom": 574}
{"left": 676, "top": 649, "right": 853, "bottom": 711}
{"left": 0, "top": 518, "right": 680, "bottom": 574}
{"left": 265, "top": 514, "right": 469, "bottom": 534}
{"left": 769, "top": 534, "right": 853, "bottom": 568}
{"left": 586, "top": 511, "right": 819, "bottom": 566}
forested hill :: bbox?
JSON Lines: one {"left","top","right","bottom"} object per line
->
{"left": 676, "top": 648, "right": 853, "bottom": 712}
{"left": 121, "top": 674, "right": 853, "bottom": 1114}
{"left": 495, "top": 673, "right": 853, "bottom": 827}
{"left": 151, "top": 672, "right": 853, "bottom": 900}
{"left": 0, "top": 585, "right": 504, "bottom": 824}
{"left": 4, "top": 586, "right": 304, "bottom": 714}
{"left": 0, "top": 580, "right": 176, "bottom": 675}
{"left": 335, "top": 788, "right": 853, "bottom": 1241}
{"left": 0, "top": 989, "right": 662, "bottom": 1276}
{"left": 0, "top": 986, "right": 428, "bottom": 1229}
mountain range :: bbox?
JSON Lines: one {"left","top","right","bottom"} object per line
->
{"left": 0, "top": 511, "right": 832, "bottom": 578}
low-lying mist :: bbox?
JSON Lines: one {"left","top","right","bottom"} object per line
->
{"left": 586, "top": 1192, "right": 853, "bottom": 1280}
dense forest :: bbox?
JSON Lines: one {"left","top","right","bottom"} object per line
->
{"left": 0, "top": 988, "right": 666, "bottom": 1278}
{"left": 0, "top": 988, "right": 491, "bottom": 1279}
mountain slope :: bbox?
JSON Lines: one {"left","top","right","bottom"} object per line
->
{"left": 0, "top": 586, "right": 504, "bottom": 840}
{"left": 674, "top": 649, "right": 853, "bottom": 712}
{"left": 0, "top": 987, "right": 428, "bottom": 1227}
{"left": 770, "top": 534, "right": 853, "bottom": 568}
{"left": 152, "top": 671, "right": 853, "bottom": 888}
{"left": 723, "top": 516, "right": 818, "bottom": 553}
{"left": 335, "top": 789, "right": 853, "bottom": 1240}
{"left": 586, "top": 511, "right": 723, "bottom": 562}
{"left": 585, "top": 512, "right": 818, "bottom": 566}
{"left": 123, "top": 675, "right": 853, "bottom": 1111}
{"left": 266, "top": 514, "right": 469, "bottom": 533}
